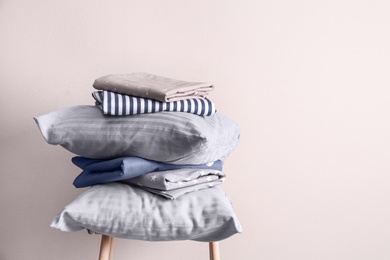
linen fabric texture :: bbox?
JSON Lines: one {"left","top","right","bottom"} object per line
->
{"left": 93, "top": 72, "right": 214, "bottom": 102}
{"left": 92, "top": 91, "right": 216, "bottom": 116}
{"left": 72, "top": 156, "right": 223, "bottom": 188}
{"left": 33, "top": 105, "right": 240, "bottom": 164}
{"left": 50, "top": 183, "right": 242, "bottom": 242}
{"left": 121, "top": 168, "right": 226, "bottom": 199}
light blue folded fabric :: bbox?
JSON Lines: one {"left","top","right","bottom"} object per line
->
{"left": 122, "top": 168, "right": 226, "bottom": 199}
{"left": 72, "top": 156, "right": 223, "bottom": 188}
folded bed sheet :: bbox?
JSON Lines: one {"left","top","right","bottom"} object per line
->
{"left": 72, "top": 156, "right": 222, "bottom": 188}
{"left": 122, "top": 168, "right": 226, "bottom": 199}
{"left": 92, "top": 90, "right": 216, "bottom": 116}
{"left": 93, "top": 72, "right": 214, "bottom": 102}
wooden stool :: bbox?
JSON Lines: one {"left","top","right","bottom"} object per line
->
{"left": 98, "top": 234, "right": 221, "bottom": 260}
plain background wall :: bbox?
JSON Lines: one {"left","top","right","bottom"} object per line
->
{"left": 1, "top": 1, "right": 389, "bottom": 259}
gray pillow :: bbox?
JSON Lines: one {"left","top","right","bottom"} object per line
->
{"left": 33, "top": 105, "right": 240, "bottom": 164}
{"left": 50, "top": 183, "right": 242, "bottom": 242}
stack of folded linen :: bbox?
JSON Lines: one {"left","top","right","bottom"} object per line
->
{"left": 72, "top": 156, "right": 225, "bottom": 200}
{"left": 34, "top": 72, "right": 242, "bottom": 242}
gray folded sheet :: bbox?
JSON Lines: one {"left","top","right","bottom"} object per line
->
{"left": 93, "top": 72, "right": 214, "bottom": 102}
{"left": 121, "top": 168, "right": 226, "bottom": 199}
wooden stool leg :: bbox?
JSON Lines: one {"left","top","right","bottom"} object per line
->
{"left": 99, "top": 235, "right": 114, "bottom": 260}
{"left": 108, "top": 236, "right": 114, "bottom": 260}
{"left": 209, "top": 242, "right": 220, "bottom": 260}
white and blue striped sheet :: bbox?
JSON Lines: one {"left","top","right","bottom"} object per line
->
{"left": 92, "top": 91, "right": 216, "bottom": 116}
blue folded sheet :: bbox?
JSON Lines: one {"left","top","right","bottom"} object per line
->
{"left": 72, "top": 156, "right": 223, "bottom": 188}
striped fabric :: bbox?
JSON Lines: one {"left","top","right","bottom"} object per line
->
{"left": 92, "top": 91, "right": 216, "bottom": 116}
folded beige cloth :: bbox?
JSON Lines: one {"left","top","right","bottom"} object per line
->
{"left": 93, "top": 72, "right": 214, "bottom": 102}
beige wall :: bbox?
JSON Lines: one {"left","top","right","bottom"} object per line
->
{"left": 1, "top": 1, "right": 390, "bottom": 259}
